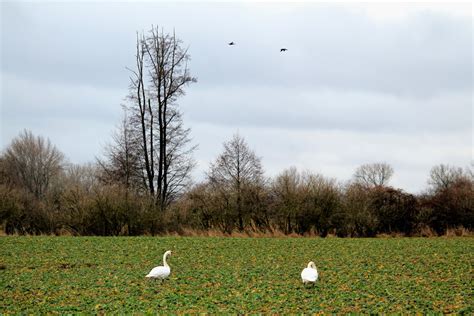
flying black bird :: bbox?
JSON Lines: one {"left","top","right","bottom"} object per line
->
{"left": 228, "top": 42, "right": 235, "bottom": 46}
{"left": 280, "top": 48, "right": 288, "bottom": 52}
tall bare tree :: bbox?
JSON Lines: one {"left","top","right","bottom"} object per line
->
{"left": 1, "top": 130, "right": 65, "bottom": 198}
{"left": 208, "top": 134, "right": 264, "bottom": 231}
{"left": 353, "top": 162, "right": 393, "bottom": 188}
{"left": 118, "top": 27, "right": 196, "bottom": 209}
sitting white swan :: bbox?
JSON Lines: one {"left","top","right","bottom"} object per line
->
{"left": 145, "top": 250, "right": 172, "bottom": 281}
{"left": 301, "top": 261, "right": 318, "bottom": 286}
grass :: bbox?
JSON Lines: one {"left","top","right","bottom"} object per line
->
{"left": 1, "top": 236, "right": 472, "bottom": 313}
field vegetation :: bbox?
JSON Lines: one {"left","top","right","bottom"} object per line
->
{"left": 1, "top": 236, "right": 472, "bottom": 313}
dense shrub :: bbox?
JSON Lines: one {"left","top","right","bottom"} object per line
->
{"left": 420, "top": 178, "right": 473, "bottom": 234}
{"left": 337, "top": 184, "right": 378, "bottom": 237}
{"left": 0, "top": 186, "right": 56, "bottom": 235}
{"left": 368, "top": 186, "right": 417, "bottom": 234}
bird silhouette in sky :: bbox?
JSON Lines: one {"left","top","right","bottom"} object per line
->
{"left": 227, "top": 41, "right": 288, "bottom": 53}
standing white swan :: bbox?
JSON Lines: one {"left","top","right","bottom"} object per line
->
{"left": 301, "top": 261, "right": 318, "bottom": 286}
{"left": 145, "top": 250, "right": 172, "bottom": 281}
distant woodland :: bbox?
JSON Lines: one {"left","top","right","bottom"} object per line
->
{"left": 1, "top": 28, "right": 472, "bottom": 236}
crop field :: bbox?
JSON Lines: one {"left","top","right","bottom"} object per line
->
{"left": 1, "top": 236, "right": 472, "bottom": 313}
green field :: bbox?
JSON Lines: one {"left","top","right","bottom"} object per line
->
{"left": 1, "top": 237, "right": 472, "bottom": 313}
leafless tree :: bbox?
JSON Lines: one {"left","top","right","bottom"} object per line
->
{"left": 428, "top": 164, "right": 467, "bottom": 192}
{"left": 115, "top": 26, "right": 196, "bottom": 209}
{"left": 271, "top": 167, "right": 302, "bottom": 233}
{"left": 353, "top": 162, "right": 393, "bottom": 188}
{"left": 98, "top": 115, "right": 144, "bottom": 191}
{"left": 1, "top": 130, "right": 65, "bottom": 198}
{"left": 208, "top": 134, "right": 264, "bottom": 231}
{"left": 63, "top": 163, "right": 100, "bottom": 194}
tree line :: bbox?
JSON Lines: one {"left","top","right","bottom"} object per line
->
{"left": 1, "top": 27, "right": 472, "bottom": 236}
{"left": 1, "top": 130, "right": 472, "bottom": 236}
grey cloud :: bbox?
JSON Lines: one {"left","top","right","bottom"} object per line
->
{"left": 188, "top": 5, "right": 472, "bottom": 97}
{"left": 1, "top": 73, "right": 122, "bottom": 154}
{"left": 2, "top": 74, "right": 123, "bottom": 121}
{"left": 181, "top": 86, "right": 472, "bottom": 133}
{"left": 2, "top": 3, "right": 471, "bottom": 96}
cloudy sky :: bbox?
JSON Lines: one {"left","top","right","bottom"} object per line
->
{"left": 1, "top": 1, "right": 472, "bottom": 193}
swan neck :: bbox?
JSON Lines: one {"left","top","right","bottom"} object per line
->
{"left": 163, "top": 252, "right": 169, "bottom": 267}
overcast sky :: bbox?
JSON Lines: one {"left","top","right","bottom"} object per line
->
{"left": 1, "top": 1, "right": 472, "bottom": 193}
